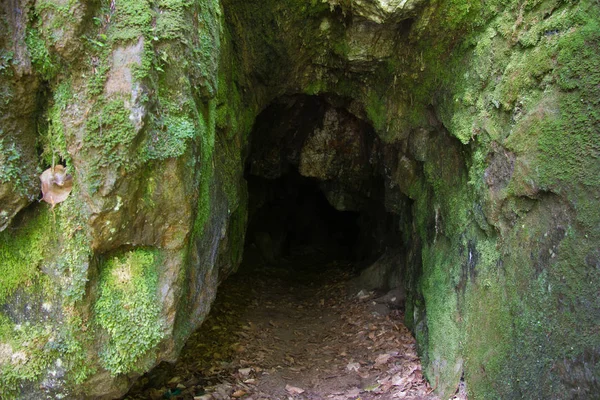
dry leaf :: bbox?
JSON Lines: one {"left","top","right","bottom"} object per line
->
{"left": 232, "top": 389, "right": 246, "bottom": 397}
{"left": 375, "top": 353, "right": 391, "bottom": 365}
{"left": 40, "top": 165, "right": 73, "bottom": 208}
{"left": 285, "top": 384, "right": 305, "bottom": 394}
{"left": 346, "top": 362, "right": 360, "bottom": 372}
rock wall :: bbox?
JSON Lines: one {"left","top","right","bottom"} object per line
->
{"left": 0, "top": 0, "right": 598, "bottom": 398}
{"left": 0, "top": 0, "right": 248, "bottom": 398}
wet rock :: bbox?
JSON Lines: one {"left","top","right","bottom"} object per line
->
{"left": 374, "top": 287, "right": 406, "bottom": 309}
{"left": 299, "top": 107, "right": 377, "bottom": 189}
{"left": 0, "top": 0, "right": 41, "bottom": 231}
{"left": 328, "top": 0, "right": 425, "bottom": 24}
{"left": 368, "top": 302, "right": 390, "bottom": 316}
{"left": 349, "top": 250, "right": 404, "bottom": 293}
{"left": 484, "top": 143, "right": 515, "bottom": 192}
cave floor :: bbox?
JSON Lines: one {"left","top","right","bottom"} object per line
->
{"left": 126, "top": 250, "right": 439, "bottom": 400}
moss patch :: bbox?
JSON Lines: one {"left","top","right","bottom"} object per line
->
{"left": 95, "top": 249, "right": 165, "bottom": 375}
{"left": 0, "top": 208, "right": 53, "bottom": 304}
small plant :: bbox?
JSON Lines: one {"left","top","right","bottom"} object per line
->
{"left": 0, "top": 137, "right": 21, "bottom": 185}
{"left": 0, "top": 51, "right": 13, "bottom": 73}
{"left": 25, "top": 29, "right": 57, "bottom": 80}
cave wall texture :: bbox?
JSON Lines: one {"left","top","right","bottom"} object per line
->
{"left": 0, "top": 0, "right": 599, "bottom": 398}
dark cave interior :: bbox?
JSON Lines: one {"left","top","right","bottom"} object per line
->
{"left": 240, "top": 94, "right": 411, "bottom": 277}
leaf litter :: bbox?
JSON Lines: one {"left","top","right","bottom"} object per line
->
{"left": 125, "top": 252, "right": 447, "bottom": 400}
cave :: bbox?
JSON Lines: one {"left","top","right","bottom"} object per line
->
{"left": 1, "top": 0, "right": 599, "bottom": 398}
{"left": 241, "top": 95, "right": 411, "bottom": 284}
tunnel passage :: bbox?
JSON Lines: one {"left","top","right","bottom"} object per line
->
{"left": 126, "top": 94, "right": 469, "bottom": 399}
{"left": 240, "top": 94, "right": 413, "bottom": 288}
{"left": 244, "top": 169, "right": 395, "bottom": 267}
{"left": 245, "top": 169, "right": 363, "bottom": 264}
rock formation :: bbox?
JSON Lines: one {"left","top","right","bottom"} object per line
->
{"left": 0, "top": 0, "right": 598, "bottom": 398}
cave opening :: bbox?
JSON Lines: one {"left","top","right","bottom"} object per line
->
{"left": 126, "top": 93, "right": 422, "bottom": 399}
{"left": 239, "top": 93, "right": 410, "bottom": 286}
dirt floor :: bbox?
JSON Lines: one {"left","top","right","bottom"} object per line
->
{"left": 125, "top": 249, "right": 441, "bottom": 400}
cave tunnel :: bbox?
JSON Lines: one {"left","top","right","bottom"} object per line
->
{"left": 239, "top": 93, "right": 412, "bottom": 289}
{"left": 126, "top": 94, "right": 420, "bottom": 399}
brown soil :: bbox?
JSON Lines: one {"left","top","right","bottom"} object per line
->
{"left": 125, "top": 250, "right": 440, "bottom": 400}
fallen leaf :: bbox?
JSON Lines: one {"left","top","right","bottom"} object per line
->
{"left": 285, "top": 384, "right": 305, "bottom": 394}
{"left": 363, "top": 383, "right": 380, "bottom": 392}
{"left": 239, "top": 368, "right": 252, "bottom": 376}
{"left": 391, "top": 374, "right": 407, "bottom": 387}
{"left": 232, "top": 389, "right": 246, "bottom": 397}
{"left": 346, "top": 362, "right": 360, "bottom": 372}
{"left": 375, "top": 353, "right": 391, "bottom": 365}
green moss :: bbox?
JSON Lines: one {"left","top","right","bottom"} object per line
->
{"left": 0, "top": 310, "right": 95, "bottom": 399}
{"left": 0, "top": 200, "right": 93, "bottom": 397}
{"left": 35, "top": 0, "right": 79, "bottom": 35}
{"left": 538, "top": 6, "right": 600, "bottom": 191}
{"left": 95, "top": 249, "right": 164, "bottom": 375}
{"left": 420, "top": 239, "right": 464, "bottom": 395}
{"left": 0, "top": 208, "right": 53, "bottom": 304}
{"left": 0, "top": 50, "right": 13, "bottom": 75}
{"left": 86, "top": 50, "right": 111, "bottom": 97}
{"left": 85, "top": 97, "right": 139, "bottom": 175}
{"left": 53, "top": 196, "right": 93, "bottom": 302}
{"left": 462, "top": 238, "right": 513, "bottom": 397}
{"left": 0, "top": 322, "right": 56, "bottom": 399}
{"left": 41, "top": 80, "right": 71, "bottom": 165}
{"left": 0, "top": 135, "right": 22, "bottom": 186}
{"left": 193, "top": 102, "right": 216, "bottom": 237}
{"left": 107, "top": 0, "right": 153, "bottom": 43}
{"left": 144, "top": 115, "right": 197, "bottom": 160}
{"left": 155, "top": 0, "right": 195, "bottom": 40}
{"left": 25, "top": 28, "right": 57, "bottom": 80}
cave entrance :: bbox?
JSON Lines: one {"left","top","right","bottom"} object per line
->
{"left": 126, "top": 95, "right": 427, "bottom": 399}
{"left": 240, "top": 94, "right": 408, "bottom": 282}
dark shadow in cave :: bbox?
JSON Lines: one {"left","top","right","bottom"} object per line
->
{"left": 245, "top": 168, "right": 366, "bottom": 268}
{"left": 239, "top": 93, "right": 409, "bottom": 282}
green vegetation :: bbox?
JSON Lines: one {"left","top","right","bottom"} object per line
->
{"left": 0, "top": 208, "right": 52, "bottom": 304}
{"left": 95, "top": 249, "right": 165, "bottom": 375}
{"left": 41, "top": 81, "right": 71, "bottom": 165}
{"left": 0, "top": 136, "right": 22, "bottom": 186}
{"left": 0, "top": 204, "right": 93, "bottom": 398}
{"left": 107, "top": 0, "right": 153, "bottom": 43}
{"left": 538, "top": 6, "right": 600, "bottom": 192}
{"left": 25, "top": 28, "right": 57, "bottom": 80}
{"left": 85, "top": 97, "right": 139, "bottom": 180}
{"left": 0, "top": 50, "right": 13, "bottom": 74}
